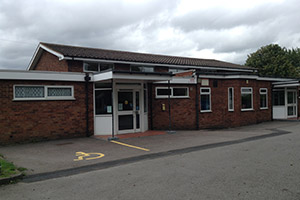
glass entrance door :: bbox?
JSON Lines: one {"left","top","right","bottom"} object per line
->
{"left": 117, "top": 89, "right": 141, "bottom": 133}
{"left": 287, "top": 90, "right": 297, "bottom": 118}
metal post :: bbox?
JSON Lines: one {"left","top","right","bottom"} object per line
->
{"left": 167, "top": 80, "right": 176, "bottom": 134}
{"left": 108, "top": 79, "right": 118, "bottom": 141}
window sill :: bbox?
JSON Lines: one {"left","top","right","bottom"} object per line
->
{"left": 260, "top": 107, "right": 268, "bottom": 110}
{"left": 241, "top": 109, "right": 254, "bottom": 112}
{"left": 13, "top": 98, "right": 76, "bottom": 101}
{"left": 200, "top": 110, "right": 212, "bottom": 113}
{"left": 228, "top": 110, "right": 234, "bottom": 112}
{"left": 155, "top": 96, "right": 190, "bottom": 99}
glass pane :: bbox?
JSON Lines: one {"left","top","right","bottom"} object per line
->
{"left": 131, "top": 65, "right": 142, "bottom": 72}
{"left": 241, "top": 88, "right": 252, "bottom": 93}
{"left": 118, "top": 91, "right": 133, "bottom": 111}
{"left": 273, "top": 91, "right": 285, "bottom": 106}
{"left": 84, "top": 62, "right": 98, "bottom": 72}
{"left": 100, "top": 63, "right": 113, "bottom": 71}
{"left": 95, "top": 90, "right": 112, "bottom": 115}
{"left": 201, "top": 94, "right": 210, "bottom": 111}
{"left": 119, "top": 115, "right": 133, "bottom": 130}
{"left": 48, "top": 88, "right": 72, "bottom": 97}
{"left": 287, "top": 92, "right": 296, "bottom": 104}
{"left": 228, "top": 88, "right": 233, "bottom": 110}
{"left": 136, "top": 114, "right": 140, "bottom": 129}
{"left": 173, "top": 88, "right": 188, "bottom": 97}
{"left": 144, "top": 66, "right": 154, "bottom": 72}
{"left": 260, "top": 94, "right": 267, "bottom": 108}
{"left": 157, "top": 88, "right": 171, "bottom": 96}
{"left": 136, "top": 91, "right": 140, "bottom": 111}
{"left": 287, "top": 106, "right": 295, "bottom": 116}
{"left": 242, "top": 94, "right": 252, "bottom": 109}
{"left": 201, "top": 89, "right": 210, "bottom": 93}
{"left": 15, "top": 86, "right": 44, "bottom": 98}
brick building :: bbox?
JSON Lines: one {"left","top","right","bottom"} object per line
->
{"left": 0, "top": 42, "right": 299, "bottom": 144}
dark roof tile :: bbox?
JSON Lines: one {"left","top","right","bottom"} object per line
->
{"left": 40, "top": 42, "right": 253, "bottom": 70}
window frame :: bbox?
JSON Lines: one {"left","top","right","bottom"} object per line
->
{"left": 200, "top": 87, "right": 211, "bottom": 112}
{"left": 228, "top": 87, "right": 234, "bottom": 111}
{"left": 241, "top": 87, "right": 253, "bottom": 111}
{"left": 94, "top": 88, "right": 113, "bottom": 116}
{"left": 83, "top": 62, "right": 114, "bottom": 73}
{"left": 259, "top": 88, "right": 268, "bottom": 110}
{"left": 155, "top": 87, "right": 189, "bottom": 99}
{"left": 13, "top": 85, "right": 75, "bottom": 101}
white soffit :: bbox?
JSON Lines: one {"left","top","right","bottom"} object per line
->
{"left": 155, "top": 76, "right": 197, "bottom": 84}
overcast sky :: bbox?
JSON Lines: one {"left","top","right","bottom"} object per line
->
{"left": 1, "top": 0, "right": 300, "bottom": 70}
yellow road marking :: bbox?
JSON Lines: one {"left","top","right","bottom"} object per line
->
{"left": 110, "top": 141, "right": 150, "bottom": 151}
{"left": 74, "top": 151, "right": 105, "bottom": 161}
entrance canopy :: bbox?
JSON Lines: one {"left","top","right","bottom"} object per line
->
{"left": 93, "top": 70, "right": 173, "bottom": 82}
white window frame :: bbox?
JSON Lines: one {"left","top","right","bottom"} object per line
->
{"left": 83, "top": 62, "right": 114, "bottom": 73}
{"left": 228, "top": 87, "right": 234, "bottom": 111}
{"left": 241, "top": 87, "right": 253, "bottom": 111}
{"left": 259, "top": 88, "right": 268, "bottom": 109}
{"left": 13, "top": 85, "right": 75, "bottom": 101}
{"left": 155, "top": 87, "right": 189, "bottom": 99}
{"left": 200, "top": 87, "right": 211, "bottom": 112}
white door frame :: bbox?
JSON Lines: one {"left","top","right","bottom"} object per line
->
{"left": 113, "top": 82, "right": 144, "bottom": 135}
{"left": 286, "top": 89, "right": 298, "bottom": 118}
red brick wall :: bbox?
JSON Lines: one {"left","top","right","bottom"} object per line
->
{"left": 34, "top": 51, "right": 68, "bottom": 72}
{"left": 151, "top": 79, "right": 272, "bottom": 130}
{"left": 155, "top": 66, "right": 168, "bottom": 73}
{"left": 0, "top": 80, "right": 94, "bottom": 145}
{"left": 198, "top": 79, "right": 272, "bottom": 129}
{"left": 68, "top": 60, "right": 83, "bottom": 72}
{"left": 114, "top": 63, "right": 130, "bottom": 71}
{"left": 151, "top": 84, "right": 197, "bottom": 130}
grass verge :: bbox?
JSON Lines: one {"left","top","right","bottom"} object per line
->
{"left": 0, "top": 156, "right": 19, "bottom": 178}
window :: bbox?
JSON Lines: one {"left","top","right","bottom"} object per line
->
{"left": 200, "top": 88, "right": 211, "bottom": 112}
{"left": 168, "top": 68, "right": 186, "bottom": 73}
{"left": 228, "top": 87, "right": 234, "bottom": 111}
{"left": 83, "top": 62, "right": 113, "bottom": 72}
{"left": 241, "top": 87, "right": 253, "bottom": 111}
{"left": 95, "top": 90, "right": 112, "bottom": 115}
{"left": 155, "top": 87, "right": 189, "bottom": 98}
{"left": 14, "top": 85, "right": 74, "bottom": 100}
{"left": 260, "top": 88, "right": 268, "bottom": 109}
{"left": 130, "top": 65, "right": 154, "bottom": 72}
{"left": 273, "top": 90, "right": 285, "bottom": 106}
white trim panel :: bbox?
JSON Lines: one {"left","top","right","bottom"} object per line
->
{"left": 0, "top": 70, "right": 86, "bottom": 82}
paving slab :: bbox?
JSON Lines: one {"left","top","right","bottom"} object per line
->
{"left": 0, "top": 121, "right": 298, "bottom": 176}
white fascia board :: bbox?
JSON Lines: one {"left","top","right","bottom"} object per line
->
{"left": 0, "top": 70, "right": 85, "bottom": 82}
{"left": 112, "top": 73, "right": 172, "bottom": 81}
{"left": 198, "top": 74, "right": 295, "bottom": 82}
{"left": 154, "top": 76, "right": 197, "bottom": 84}
{"left": 273, "top": 83, "right": 300, "bottom": 88}
{"left": 272, "top": 80, "right": 299, "bottom": 85}
{"left": 27, "top": 44, "right": 65, "bottom": 70}
{"left": 64, "top": 57, "right": 253, "bottom": 73}
{"left": 40, "top": 44, "right": 65, "bottom": 60}
{"left": 93, "top": 71, "right": 113, "bottom": 82}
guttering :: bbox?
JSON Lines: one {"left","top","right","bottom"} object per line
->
{"left": 273, "top": 83, "right": 300, "bottom": 88}
{"left": 197, "top": 74, "right": 295, "bottom": 82}
{"left": 63, "top": 57, "right": 254, "bottom": 73}
{"left": 272, "top": 80, "right": 300, "bottom": 85}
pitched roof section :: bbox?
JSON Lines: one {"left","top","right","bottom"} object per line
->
{"left": 40, "top": 42, "right": 253, "bottom": 70}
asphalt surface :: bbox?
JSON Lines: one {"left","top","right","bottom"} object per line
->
{"left": 0, "top": 121, "right": 294, "bottom": 176}
{"left": 0, "top": 121, "right": 300, "bottom": 199}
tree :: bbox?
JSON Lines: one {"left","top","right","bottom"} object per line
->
{"left": 245, "top": 44, "right": 300, "bottom": 78}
